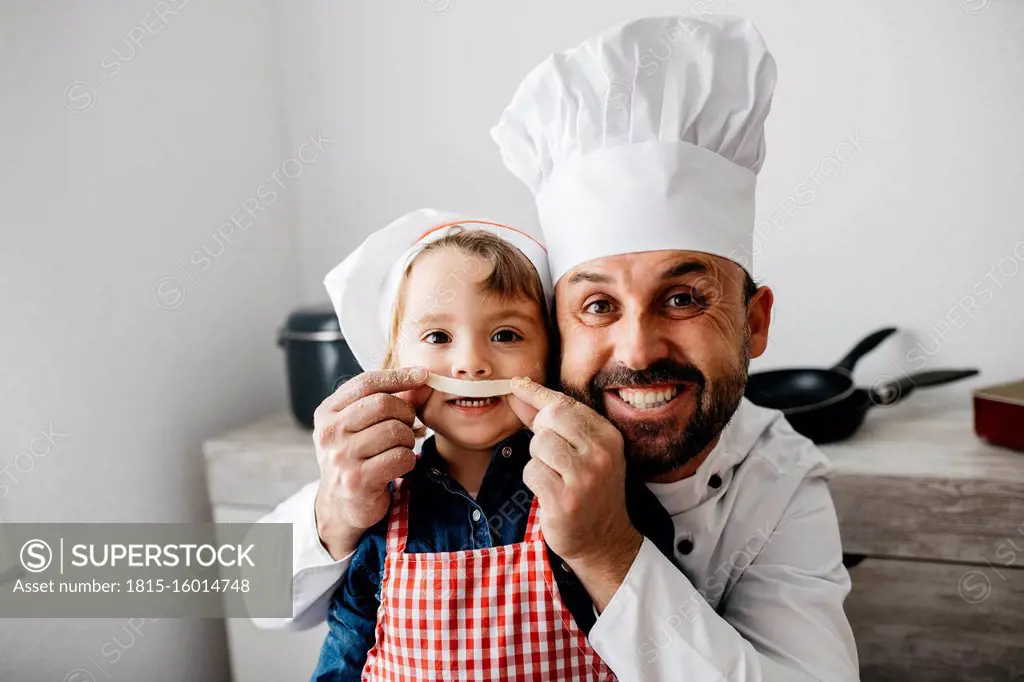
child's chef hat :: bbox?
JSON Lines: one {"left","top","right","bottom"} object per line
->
{"left": 491, "top": 14, "right": 776, "bottom": 283}
{"left": 323, "top": 208, "right": 552, "bottom": 371}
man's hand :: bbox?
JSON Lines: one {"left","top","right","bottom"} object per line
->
{"left": 507, "top": 376, "right": 643, "bottom": 610}
{"left": 312, "top": 367, "right": 431, "bottom": 560}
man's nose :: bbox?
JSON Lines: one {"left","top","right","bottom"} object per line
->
{"left": 612, "top": 311, "right": 671, "bottom": 370}
{"left": 451, "top": 340, "right": 493, "bottom": 378}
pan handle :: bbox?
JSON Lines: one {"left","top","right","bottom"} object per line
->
{"left": 870, "top": 369, "right": 980, "bottom": 406}
{"left": 831, "top": 327, "right": 898, "bottom": 373}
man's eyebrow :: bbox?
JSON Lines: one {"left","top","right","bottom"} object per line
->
{"left": 566, "top": 271, "right": 613, "bottom": 286}
{"left": 661, "top": 260, "right": 709, "bottom": 280}
{"left": 566, "top": 261, "right": 709, "bottom": 286}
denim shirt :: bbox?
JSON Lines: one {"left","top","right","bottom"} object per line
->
{"left": 311, "top": 429, "right": 676, "bottom": 682}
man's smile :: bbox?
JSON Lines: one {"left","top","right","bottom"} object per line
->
{"left": 603, "top": 382, "right": 696, "bottom": 419}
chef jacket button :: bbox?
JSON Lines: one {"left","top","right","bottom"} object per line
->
{"left": 429, "top": 468, "right": 442, "bottom": 478}
{"left": 676, "top": 537, "right": 694, "bottom": 555}
{"left": 501, "top": 446, "right": 513, "bottom": 458}
{"left": 709, "top": 473, "right": 722, "bottom": 489}
{"left": 471, "top": 509, "right": 482, "bottom": 522}
{"left": 560, "top": 561, "right": 572, "bottom": 574}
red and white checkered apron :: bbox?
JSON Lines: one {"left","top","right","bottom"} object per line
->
{"left": 362, "top": 478, "right": 617, "bottom": 681}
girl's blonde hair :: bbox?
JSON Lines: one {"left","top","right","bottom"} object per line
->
{"left": 382, "top": 227, "right": 550, "bottom": 371}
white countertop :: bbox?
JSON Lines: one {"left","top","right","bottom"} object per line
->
{"left": 203, "top": 410, "right": 320, "bottom": 509}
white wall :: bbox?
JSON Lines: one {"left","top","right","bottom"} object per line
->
{"left": 0, "top": 0, "right": 307, "bottom": 679}
{"left": 1, "top": 1, "right": 1020, "bottom": 678}
{"left": 281, "top": 0, "right": 1024, "bottom": 400}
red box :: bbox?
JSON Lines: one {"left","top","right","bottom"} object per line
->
{"left": 974, "top": 379, "right": 1024, "bottom": 453}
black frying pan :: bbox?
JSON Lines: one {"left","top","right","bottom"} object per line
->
{"left": 746, "top": 328, "right": 979, "bottom": 443}
{"left": 775, "top": 369, "right": 978, "bottom": 443}
{"left": 746, "top": 327, "right": 899, "bottom": 412}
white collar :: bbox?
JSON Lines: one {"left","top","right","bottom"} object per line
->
{"left": 646, "top": 399, "right": 781, "bottom": 515}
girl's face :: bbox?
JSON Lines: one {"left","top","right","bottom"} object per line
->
{"left": 394, "top": 247, "right": 548, "bottom": 451}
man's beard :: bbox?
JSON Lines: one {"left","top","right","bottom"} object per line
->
{"left": 560, "top": 334, "right": 751, "bottom": 478}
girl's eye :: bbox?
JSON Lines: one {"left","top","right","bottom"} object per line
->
{"left": 423, "top": 331, "right": 451, "bottom": 344}
{"left": 492, "top": 329, "right": 522, "bottom": 343}
{"left": 584, "top": 299, "right": 613, "bottom": 315}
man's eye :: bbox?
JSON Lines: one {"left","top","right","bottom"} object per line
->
{"left": 667, "top": 290, "right": 707, "bottom": 309}
{"left": 584, "top": 300, "right": 613, "bottom": 315}
{"left": 492, "top": 329, "right": 522, "bottom": 343}
{"left": 667, "top": 293, "right": 694, "bottom": 307}
{"left": 423, "top": 331, "right": 451, "bottom": 344}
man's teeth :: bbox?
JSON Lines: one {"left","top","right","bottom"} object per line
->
{"left": 451, "top": 397, "right": 498, "bottom": 407}
{"left": 617, "top": 386, "right": 680, "bottom": 409}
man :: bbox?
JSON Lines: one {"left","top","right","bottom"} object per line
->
{"left": 258, "top": 14, "right": 859, "bottom": 682}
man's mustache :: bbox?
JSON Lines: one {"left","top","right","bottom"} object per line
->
{"left": 590, "top": 359, "right": 706, "bottom": 391}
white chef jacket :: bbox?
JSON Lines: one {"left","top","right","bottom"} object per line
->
{"left": 254, "top": 398, "right": 860, "bottom": 681}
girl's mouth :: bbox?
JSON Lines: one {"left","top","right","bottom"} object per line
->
{"left": 445, "top": 396, "right": 502, "bottom": 414}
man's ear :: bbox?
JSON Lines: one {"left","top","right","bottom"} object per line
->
{"left": 746, "top": 285, "right": 774, "bottom": 359}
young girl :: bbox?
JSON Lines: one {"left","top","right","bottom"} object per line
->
{"left": 312, "top": 209, "right": 675, "bottom": 681}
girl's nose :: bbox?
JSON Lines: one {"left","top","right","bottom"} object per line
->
{"left": 452, "top": 363, "right": 492, "bottom": 378}
{"left": 451, "top": 344, "right": 492, "bottom": 379}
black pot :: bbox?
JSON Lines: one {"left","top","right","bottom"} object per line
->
{"left": 277, "top": 305, "right": 363, "bottom": 429}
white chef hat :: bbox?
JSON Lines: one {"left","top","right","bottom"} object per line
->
{"left": 323, "top": 208, "right": 553, "bottom": 372}
{"left": 491, "top": 14, "right": 776, "bottom": 283}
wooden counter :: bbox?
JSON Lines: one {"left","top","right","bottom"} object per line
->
{"left": 822, "top": 400, "right": 1024, "bottom": 682}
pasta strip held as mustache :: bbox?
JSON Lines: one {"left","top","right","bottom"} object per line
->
{"left": 426, "top": 372, "right": 513, "bottom": 398}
